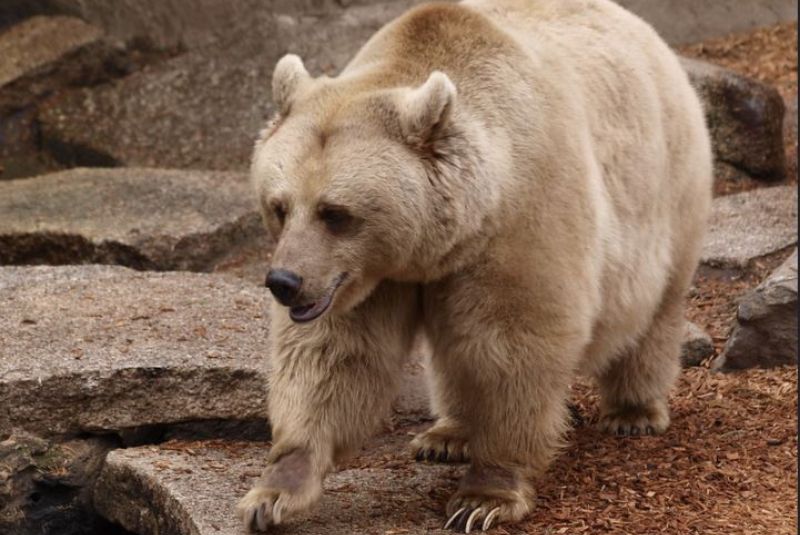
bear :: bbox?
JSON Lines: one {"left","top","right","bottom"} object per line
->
{"left": 237, "top": 0, "right": 712, "bottom": 532}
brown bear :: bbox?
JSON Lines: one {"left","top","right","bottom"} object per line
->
{"left": 238, "top": 0, "right": 712, "bottom": 532}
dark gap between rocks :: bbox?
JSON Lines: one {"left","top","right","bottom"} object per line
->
{"left": 5, "top": 418, "right": 269, "bottom": 535}
{"left": 0, "top": 233, "right": 157, "bottom": 269}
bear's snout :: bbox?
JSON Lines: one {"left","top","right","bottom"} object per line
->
{"left": 265, "top": 268, "right": 303, "bottom": 306}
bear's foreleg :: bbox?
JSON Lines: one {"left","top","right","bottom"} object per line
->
{"left": 238, "top": 281, "right": 419, "bottom": 531}
{"left": 424, "top": 263, "right": 591, "bottom": 532}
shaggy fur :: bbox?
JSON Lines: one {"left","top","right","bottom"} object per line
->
{"left": 238, "top": 0, "right": 712, "bottom": 531}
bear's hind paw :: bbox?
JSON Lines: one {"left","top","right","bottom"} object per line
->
{"left": 598, "top": 400, "right": 670, "bottom": 437}
{"left": 409, "top": 421, "right": 470, "bottom": 463}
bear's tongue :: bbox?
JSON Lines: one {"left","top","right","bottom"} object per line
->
{"left": 289, "top": 293, "right": 334, "bottom": 323}
{"left": 288, "top": 273, "right": 348, "bottom": 324}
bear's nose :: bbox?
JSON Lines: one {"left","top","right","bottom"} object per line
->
{"left": 265, "top": 269, "right": 303, "bottom": 306}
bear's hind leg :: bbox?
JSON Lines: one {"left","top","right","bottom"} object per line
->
{"left": 597, "top": 280, "right": 685, "bottom": 436}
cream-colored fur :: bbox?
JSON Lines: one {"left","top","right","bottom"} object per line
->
{"left": 238, "top": 0, "right": 712, "bottom": 531}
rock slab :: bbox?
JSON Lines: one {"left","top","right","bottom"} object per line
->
{"left": 94, "top": 432, "right": 458, "bottom": 535}
{"left": 0, "top": 167, "right": 262, "bottom": 271}
{"left": 702, "top": 185, "right": 798, "bottom": 269}
{"left": 682, "top": 57, "right": 787, "bottom": 182}
{"left": 715, "top": 250, "right": 798, "bottom": 370}
{"left": 0, "top": 265, "right": 271, "bottom": 436}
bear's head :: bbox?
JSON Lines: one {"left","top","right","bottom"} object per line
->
{"left": 253, "top": 54, "right": 495, "bottom": 323}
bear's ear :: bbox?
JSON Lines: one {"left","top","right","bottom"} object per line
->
{"left": 272, "top": 54, "right": 311, "bottom": 115}
{"left": 398, "top": 71, "right": 456, "bottom": 145}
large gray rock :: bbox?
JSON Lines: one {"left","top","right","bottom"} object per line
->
{"left": 0, "top": 15, "right": 114, "bottom": 114}
{"left": 702, "top": 185, "right": 798, "bottom": 269}
{"left": 682, "top": 57, "right": 787, "bottom": 182}
{"left": 37, "top": 2, "right": 419, "bottom": 171}
{"left": 94, "top": 432, "right": 458, "bottom": 535}
{"left": 0, "top": 265, "right": 271, "bottom": 436}
{"left": 715, "top": 250, "right": 798, "bottom": 370}
{"left": 0, "top": 168, "right": 262, "bottom": 270}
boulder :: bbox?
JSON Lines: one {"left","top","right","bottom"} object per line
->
{"left": 94, "top": 432, "right": 458, "bottom": 535}
{"left": 701, "top": 185, "right": 797, "bottom": 269}
{"left": 0, "top": 15, "right": 128, "bottom": 115}
{"left": 36, "top": 2, "right": 418, "bottom": 171}
{"left": 682, "top": 57, "right": 787, "bottom": 182}
{"left": 0, "top": 168, "right": 262, "bottom": 270}
{"left": 714, "top": 249, "right": 798, "bottom": 370}
{"left": 681, "top": 321, "right": 714, "bottom": 367}
{"left": 0, "top": 265, "right": 271, "bottom": 436}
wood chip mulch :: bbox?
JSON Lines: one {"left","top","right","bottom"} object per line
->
{"left": 518, "top": 366, "right": 797, "bottom": 535}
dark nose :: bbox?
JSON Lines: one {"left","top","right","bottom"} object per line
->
{"left": 265, "top": 269, "right": 303, "bottom": 306}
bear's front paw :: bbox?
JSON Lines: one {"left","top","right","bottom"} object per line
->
{"left": 598, "top": 399, "right": 670, "bottom": 436}
{"left": 443, "top": 465, "right": 534, "bottom": 533}
{"left": 236, "top": 449, "right": 323, "bottom": 532}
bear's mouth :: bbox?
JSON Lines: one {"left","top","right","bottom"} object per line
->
{"left": 289, "top": 273, "right": 348, "bottom": 323}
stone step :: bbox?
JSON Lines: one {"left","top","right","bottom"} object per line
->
{"left": 0, "top": 265, "right": 271, "bottom": 436}
{"left": 702, "top": 185, "right": 798, "bottom": 269}
{"left": 94, "top": 431, "right": 458, "bottom": 535}
{"left": 0, "top": 167, "right": 264, "bottom": 270}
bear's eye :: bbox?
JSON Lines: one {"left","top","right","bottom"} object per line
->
{"left": 271, "top": 201, "right": 287, "bottom": 225}
{"left": 318, "top": 205, "right": 354, "bottom": 235}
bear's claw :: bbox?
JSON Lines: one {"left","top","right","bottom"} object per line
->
{"left": 444, "top": 505, "right": 501, "bottom": 532}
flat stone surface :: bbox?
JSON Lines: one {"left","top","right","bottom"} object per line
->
{"left": 682, "top": 321, "right": 715, "bottom": 367}
{"left": 94, "top": 430, "right": 459, "bottom": 535}
{"left": 682, "top": 57, "right": 787, "bottom": 181}
{"left": 37, "top": 2, "right": 419, "bottom": 171}
{"left": 715, "top": 249, "right": 798, "bottom": 370}
{"left": 0, "top": 265, "right": 271, "bottom": 436}
{"left": 0, "top": 15, "right": 101, "bottom": 88}
{"left": 0, "top": 168, "right": 262, "bottom": 270}
{"left": 702, "top": 185, "right": 798, "bottom": 269}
